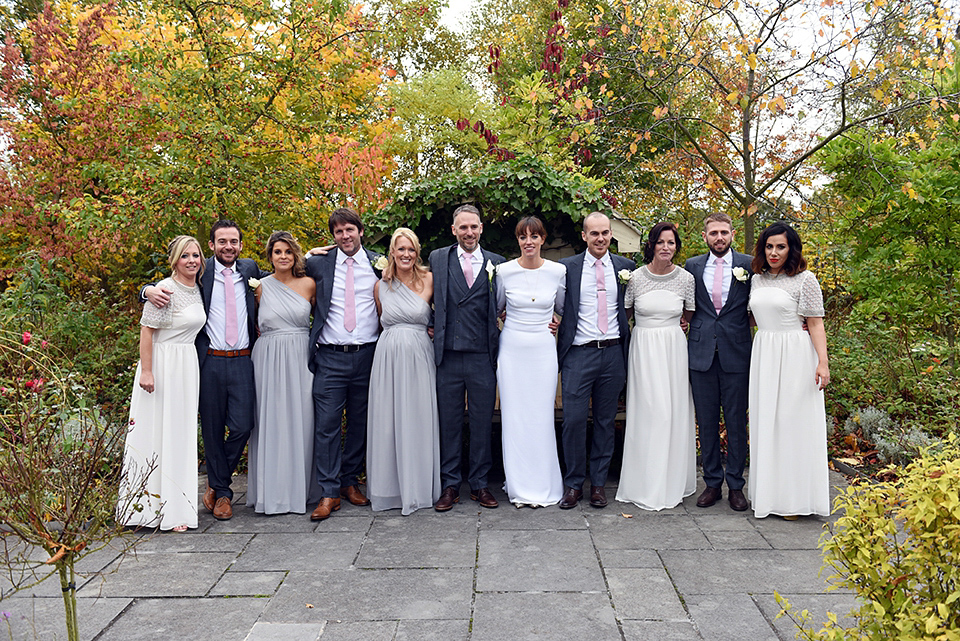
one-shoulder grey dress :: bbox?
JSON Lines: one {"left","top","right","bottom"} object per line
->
{"left": 366, "top": 280, "right": 441, "bottom": 515}
{"left": 248, "top": 276, "right": 322, "bottom": 514}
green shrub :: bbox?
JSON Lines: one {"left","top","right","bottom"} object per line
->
{"left": 778, "top": 434, "right": 960, "bottom": 640}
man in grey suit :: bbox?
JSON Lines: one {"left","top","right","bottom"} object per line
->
{"left": 307, "top": 207, "right": 382, "bottom": 521}
{"left": 684, "top": 213, "right": 752, "bottom": 511}
{"left": 556, "top": 212, "right": 636, "bottom": 509}
{"left": 429, "top": 205, "right": 505, "bottom": 511}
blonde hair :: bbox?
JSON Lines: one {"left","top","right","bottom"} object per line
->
{"left": 167, "top": 235, "right": 205, "bottom": 279}
{"left": 383, "top": 227, "right": 427, "bottom": 289}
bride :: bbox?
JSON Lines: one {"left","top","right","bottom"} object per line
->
{"left": 496, "top": 216, "right": 566, "bottom": 507}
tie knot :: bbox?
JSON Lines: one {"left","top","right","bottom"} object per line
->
{"left": 223, "top": 267, "right": 233, "bottom": 275}
{"left": 346, "top": 256, "right": 355, "bottom": 265}
{"left": 595, "top": 258, "right": 603, "bottom": 268}
{"left": 715, "top": 257, "right": 724, "bottom": 265}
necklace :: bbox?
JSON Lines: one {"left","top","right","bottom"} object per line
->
{"left": 521, "top": 262, "right": 542, "bottom": 301}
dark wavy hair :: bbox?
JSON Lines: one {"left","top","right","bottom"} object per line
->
{"left": 751, "top": 221, "right": 807, "bottom": 276}
{"left": 265, "top": 230, "right": 306, "bottom": 278}
{"left": 210, "top": 219, "right": 242, "bottom": 243}
{"left": 515, "top": 215, "right": 547, "bottom": 238}
{"left": 642, "top": 222, "right": 681, "bottom": 264}
{"left": 328, "top": 207, "right": 364, "bottom": 235}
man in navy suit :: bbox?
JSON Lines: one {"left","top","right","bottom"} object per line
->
{"left": 429, "top": 205, "right": 505, "bottom": 511}
{"left": 307, "top": 207, "right": 382, "bottom": 521}
{"left": 684, "top": 213, "right": 753, "bottom": 512}
{"left": 143, "top": 219, "right": 260, "bottom": 520}
{"left": 556, "top": 212, "right": 636, "bottom": 509}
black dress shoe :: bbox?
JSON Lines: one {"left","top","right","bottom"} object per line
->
{"left": 728, "top": 489, "right": 748, "bottom": 511}
{"left": 696, "top": 486, "right": 722, "bottom": 508}
{"left": 434, "top": 487, "right": 459, "bottom": 512}
{"left": 470, "top": 487, "right": 499, "bottom": 509}
{"left": 558, "top": 487, "right": 583, "bottom": 509}
{"left": 589, "top": 486, "right": 607, "bottom": 508}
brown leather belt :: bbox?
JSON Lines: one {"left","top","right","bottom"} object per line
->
{"left": 319, "top": 342, "right": 376, "bottom": 353}
{"left": 207, "top": 349, "right": 251, "bottom": 357}
{"left": 576, "top": 338, "right": 621, "bottom": 349}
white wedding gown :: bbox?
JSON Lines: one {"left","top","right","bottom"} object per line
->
{"left": 496, "top": 259, "right": 566, "bottom": 507}
{"left": 616, "top": 266, "right": 697, "bottom": 510}
{"left": 748, "top": 270, "right": 830, "bottom": 518}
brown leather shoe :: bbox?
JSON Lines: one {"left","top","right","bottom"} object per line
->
{"left": 558, "top": 487, "right": 583, "bottom": 509}
{"left": 589, "top": 486, "right": 607, "bottom": 508}
{"left": 728, "top": 489, "right": 748, "bottom": 512}
{"left": 470, "top": 487, "right": 499, "bottom": 509}
{"left": 310, "top": 498, "right": 341, "bottom": 521}
{"left": 340, "top": 485, "right": 371, "bottom": 506}
{"left": 202, "top": 485, "right": 215, "bottom": 512}
{"left": 696, "top": 486, "right": 722, "bottom": 508}
{"left": 434, "top": 487, "right": 459, "bottom": 512}
{"left": 213, "top": 496, "right": 233, "bottom": 520}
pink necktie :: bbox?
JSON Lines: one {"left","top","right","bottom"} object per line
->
{"left": 462, "top": 252, "right": 475, "bottom": 288}
{"left": 712, "top": 257, "right": 724, "bottom": 314}
{"left": 223, "top": 267, "right": 239, "bottom": 346}
{"left": 344, "top": 257, "right": 356, "bottom": 332}
{"left": 595, "top": 258, "right": 608, "bottom": 334}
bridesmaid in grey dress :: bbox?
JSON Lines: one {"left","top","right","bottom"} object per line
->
{"left": 248, "top": 231, "right": 322, "bottom": 514}
{"left": 366, "top": 228, "right": 441, "bottom": 515}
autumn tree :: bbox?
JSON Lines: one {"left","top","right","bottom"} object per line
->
{"left": 591, "top": 0, "right": 959, "bottom": 250}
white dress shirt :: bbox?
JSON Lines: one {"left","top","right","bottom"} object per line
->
{"left": 573, "top": 251, "right": 620, "bottom": 345}
{"left": 702, "top": 248, "right": 733, "bottom": 309}
{"left": 318, "top": 248, "right": 380, "bottom": 345}
{"left": 206, "top": 259, "right": 250, "bottom": 350}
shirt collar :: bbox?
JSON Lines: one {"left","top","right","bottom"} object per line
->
{"left": 215, "top": 258, "right": 236, "bottom": 274}
{"left": 711, "top": 249, "right": 732, "bottom": 264}
{"left": 585, "top": 251, "right": 610, "bottom": 267}
{"left": 457, "top": 246, "right": 482, "bottom": 261}
{"left": 337, "top": 247, "right": 367, "bottom": 266}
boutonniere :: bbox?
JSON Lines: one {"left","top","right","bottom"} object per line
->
{"left": 617, "top": 269, "right": 632, "bottom": 285}
{"left": 485, "top": 260, "right": 496, "bottom": 283}
{"left": 373, "top": 255, "right": 388, "bottom": 271}
{"left": 248, "top": 278, "right": 260, "bottom": 290}
{"left": 732, "top": 266, "right": 749, "bottom": 283}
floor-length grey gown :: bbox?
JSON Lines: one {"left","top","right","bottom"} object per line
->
{"left": 248, "top": 276, "right": 321, "bottom": 514}
{"left": 366, "top": 280, "right": 441, "bottom": 515}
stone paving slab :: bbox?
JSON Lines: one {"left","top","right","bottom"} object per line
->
{"left": 76, "top": 551, "right": 238, "bottom": 598}
{"left": 684, "top": 593, "right": 779, "bottom": 641}
{"left": 357, "top": 516, "right": 477, "bottom": 569}
{"left": 588, "top": 513, "right": 712, "bottom": 550}
{"left": 754, "top": 592, "right": 861, "bottom": 638}
{"left": 0, "top": 596, "right": 132, "bottom": 641}
{"left": 472, "top": 592, "right": 621, "bottom": 641}
{"left": 259, "top": 569, "right": 474, "bottom": 623}
{"left": 621, "top": 620, "right": 703, "bottom": 641}
{"left": 96, "top": 596, "right": 267, "bottom": 641}
{"left": 231, "top": 533, "right": 360, "bottom": 571}
{"left": 477, "top": 529, "right": 606, "bottom": 591}
{"left": 605, "top": 567, "right": 688, "bottom": 620}
{"left": 210, "top": 570, "right": 286, "bottom": 596}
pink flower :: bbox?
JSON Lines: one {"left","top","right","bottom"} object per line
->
{"left": 41, "top": 340, "right": 49, "bottom": 348}
{"left": 22, "top": 331, "right": 31, "bottom": 345}
{"left": 24, "top": 378, "right": 44, "bottom": 392}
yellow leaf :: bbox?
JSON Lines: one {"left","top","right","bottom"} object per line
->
{"left": 621, "top": 24, "right": 630, "bottom": 34}
{"left": 629, "top": 142, "right": 638, "bottom": 154}
{"left": 570, "top": 130, "right": 580, "bottom": 143}
{"left": 726, "top": 91, "right": 739, "bottom": 104}
{"left": 621, "top": 512, "right": 633, "bottom": 518}
{"left": 748, "top": 53, "right": 757, "bottom": 69}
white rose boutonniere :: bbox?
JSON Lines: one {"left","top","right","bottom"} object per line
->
{"left": 373, "top": 255, "right": 388, "bottom": 272}
{"left": 485, "top": 260, "right": 496, "bottom": 283}
{"left": 732, "top": 266, "right": 749, "bottom": 283}
{"left": 617, "top": 269, "right": 632, "bottom": 285}
{"left": 248, "top": 278, "right": 261, "bottom": 290}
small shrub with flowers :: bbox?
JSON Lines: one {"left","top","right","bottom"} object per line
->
{"left": 0, "top": 328, "right": 152, "bottom": 641}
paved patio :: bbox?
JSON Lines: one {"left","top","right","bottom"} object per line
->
{"left": 1, "top": 471, "right": 856, "bottom": 641}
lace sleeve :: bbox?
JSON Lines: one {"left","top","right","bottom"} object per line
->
{"left": 624, "top": 268, "right": 641, "bottom": 308}
{"left": 139, "top": 278, "right": 174, "bottom": 329}
{"left": 681, "top": 270, "right": 696, "bottom": 311}
{"left": 798, "top": 271, "right": 825, "bottom": 317}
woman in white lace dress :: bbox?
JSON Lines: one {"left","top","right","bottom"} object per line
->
{"left": 616, "top": 222, "right": 697, "bottom": 511}
{"left": 119, "top": 236, "right": 206, "bottom": 532}
{"left": 747, "top": 222, "right": 831, "bottom": 519}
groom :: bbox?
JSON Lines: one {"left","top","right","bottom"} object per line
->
{"left": 556, "top": 212, "right": 635, "bottom": 509}
{"left": 429, "top": 204, "right": 505, "bottom": 511}
{"left": 684, "top": 212, "right": 753, "bottom": 512}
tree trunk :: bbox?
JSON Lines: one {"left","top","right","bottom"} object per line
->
{"left": 58, "top": 558, "right": 79, "bottom": 641}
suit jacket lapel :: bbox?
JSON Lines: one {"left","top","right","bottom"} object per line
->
{"left": 570, "top": 252, "right": 585, "bottom": 306}
{"left": 202, "top": 258, "right": 215, "bottom": 313}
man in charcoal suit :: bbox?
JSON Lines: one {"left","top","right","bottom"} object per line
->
{"left": 429, "top": 205, "right": 505, "bottom": 511}
{"left": 556, "top": 212, "right": 636, "bottom": 509}
{"left": 684, "top": 212, "right": 753, "bottom": 512}
{"left": 307, "top": 207, "right": 383, "bottom": 521}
